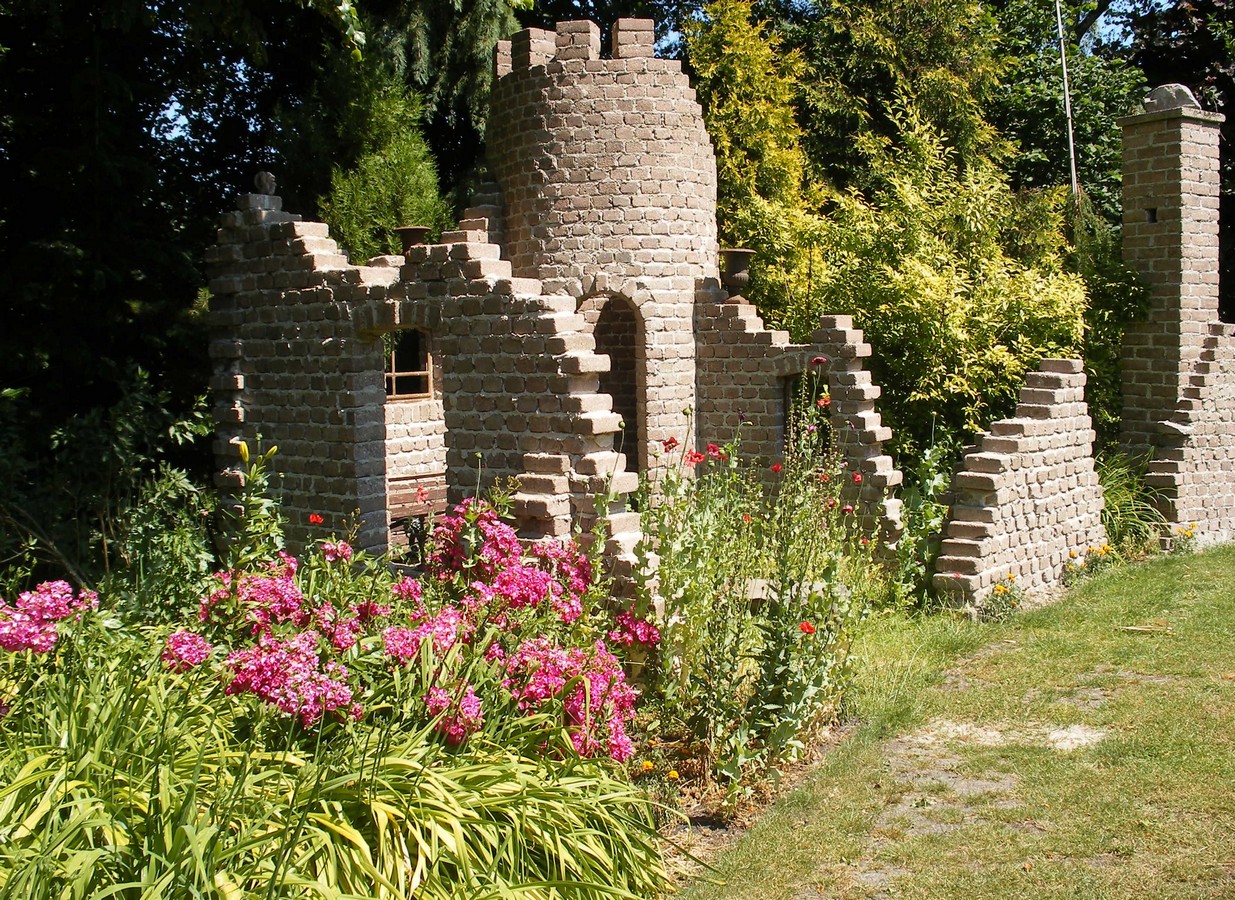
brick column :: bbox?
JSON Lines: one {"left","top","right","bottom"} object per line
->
{"left": 1120, "top": 84, "right": 1225, "bottom": 452}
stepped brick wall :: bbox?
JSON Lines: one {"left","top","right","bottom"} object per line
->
{"left": 933, "top": 360, "right": 1106, "bottom": 608}
{"left": 1120, "top": 85, "right": 1235, "bottom": 543}
{"left": 694, "top": 302, "right": 904, "bottom": 540}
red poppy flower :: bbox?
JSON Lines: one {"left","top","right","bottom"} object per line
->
{"left": 308, "top": 513, "right": 324, "bottom": 525}
{"left": 810, "top": 356, "right": 828, "bottom": 367}
{"left": 684, "top": 450, "right": 706, "bottom": 467}
{"left": 818, "top": 472, "right": 830, "bottom": 484}
{"left": 852, "top": 472, "right": 863, "bottom": 485}
{"left": 742, "top": 513, "right": 752, "bottom": 524}
{"left": 799, "top": 621, "right": 816, "bottom": 635}
{"left": 771, "top": 463, "right": 783, "bottom": 474}
{"left": 842, "top": 504, "right": 854, "bottom": 514}
{"left": 662, "top": 436, "right": 679, "bottom": 452}
{"left": 817, "top": 396, "right": 831, "bottom": 408}
{"left": 826, "top": 498, "right": 837, "bottom": 509}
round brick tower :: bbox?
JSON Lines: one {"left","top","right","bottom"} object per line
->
{"left": 487, "top": 19, "right": 720, "bottom": 293}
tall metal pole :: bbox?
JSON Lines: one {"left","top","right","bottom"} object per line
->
{"left": 1055, "top": 0, "right": 1080, "bottom": 199}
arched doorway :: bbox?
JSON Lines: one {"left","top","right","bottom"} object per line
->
{"left": 593, "top": 294, "right": 644, "bottom": 472}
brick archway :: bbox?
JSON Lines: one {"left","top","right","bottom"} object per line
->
{"left": 592, "top": 293, "right": 646, "bottom": 473}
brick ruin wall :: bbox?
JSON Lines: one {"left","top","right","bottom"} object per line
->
{"left": 206, "top": 194, "right": 641, "bottom": 559}
{"left": 207, "top": 43, "right": 1231, "bottom": 603}
{"left": 933, "top": 360, "right": 1106, "bottom": 607}
{"left": 1120, "top": 87, "right": 1235, "bottom": 545}
{"left": 694, "top": 301, "right": 904, "bottom": 539}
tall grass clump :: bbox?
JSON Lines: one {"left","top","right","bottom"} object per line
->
{"left": 0, "top": 445, "right": 668, "bottom": 898}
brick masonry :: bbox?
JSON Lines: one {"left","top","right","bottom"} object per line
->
{"left": 932, "top": 360, "right": 1106, "bottom": 608}
{"left": 206, "top": 36, "right": 1230, "bottom": 596}
{"left": 205, "top": 17, "right": 906, "bottom": 567}
{"left": 1120, "top": 85, "right": 1235, "bottom": 544}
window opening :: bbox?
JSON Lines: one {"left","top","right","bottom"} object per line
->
{"left": 385, "top": 329, "right": 432, "bottom": 399}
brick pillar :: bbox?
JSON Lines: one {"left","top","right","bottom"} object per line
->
{"left": 1120, "top": 84, "right": 1225, "bottom": 452}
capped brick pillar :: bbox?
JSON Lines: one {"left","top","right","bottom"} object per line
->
{"left": 1119, "top": 84, "right": 1225, "bottom": 452}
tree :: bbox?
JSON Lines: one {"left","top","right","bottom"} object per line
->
{"left": 0, "top": 0, "right": 363, "bottom": 582}
{"left": 987, "top": 0, "right": 1147, "bottom": 222}
{"left": 686, "top": 0, "right": 825, "bottom": 326}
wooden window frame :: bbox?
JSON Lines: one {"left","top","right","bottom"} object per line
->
{"left": 385, "top": 329, "right": 432, "bottom": 400}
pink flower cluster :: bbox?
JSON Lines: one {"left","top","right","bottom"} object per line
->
{"left": 322, "top": 541, "right": 353, "bottom": 564}
{"left": 608, "top": 607, "right": 661, "bottom": 647}
{"left": 503, "top": 637, "right": 638, "bottom": 761}
{"left": 425, "top": 683, "right": 484, "bottom": 744}
{"left": 224, "top": 631, "right": 361, "bottom": 727}
{"left": 381, "top": 605, "right": 466, "bottom": 665}
{"left": 0, "top": 581, "right": 98, "bottom": 654}
{"left": 162, "top": 630, "right": 213, "bottom": 671}
{"left": 427, "top": 499, "right": 522, "bottom": 579}
{"left": 200, "top": 556, "right": 307, "bottom": 635}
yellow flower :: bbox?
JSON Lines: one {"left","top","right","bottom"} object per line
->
{"left": 1006, "top": 572, "right": 1016, "bottom": 581}
{"left": 667, "top": 770, "right": 680, "bottom": 781}
{"left": 994, "top": 584, "right": 1008, "bottom": 595}
{"left": 1190, "top": 522, "right": 1198, "bottom": 529}
{"left": 1069, "top": 549, "right": 1078, "bottom": 559}
{"left": 641, "top": 760, "right": 655, "bottom": 772}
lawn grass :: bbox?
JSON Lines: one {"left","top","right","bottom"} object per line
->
{"left": 678, "top": 545, "right": 1235, "bottom": 899}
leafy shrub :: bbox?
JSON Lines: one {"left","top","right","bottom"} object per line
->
{"left": 888, "top": 441, "right": 956, "bottom": 608}
{"left": 318, "top": 82, "right": 452, "bottom": 264}
{"left": 636, "top": 420, "right": 877, "bottom": 785}
{"left": 800, "top": 107, "right": 1087, "bottom": 459}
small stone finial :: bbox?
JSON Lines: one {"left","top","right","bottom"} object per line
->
{"left": 1144, "top": 84, "right": 1201, "bottom": 113}
{"left": 254, "top": 171, "right": 277, "bottom": 195}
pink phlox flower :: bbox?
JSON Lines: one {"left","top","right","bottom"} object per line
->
{"left": 382, "top": 625, "right": 422, "bottom": 666}
{"left": 162, "top": 630, "right": 213, "bottom": 672}
{"left": 351, "top": 599, "right": 392, "bottom": 625}
{"left": 608, "top": 607, "right": 661, "bottom": 646}
{"left": 314, "top": 603, "right": 361, "bottom": 651}
{"left": 235, "top": 570, "right": 308, "bottom": 634}
{"left": 492, "top": 563, "right": 558, "bottom": 611}
{"left": 199, "top": 571, "right": 232, "bottom": 622}
{"left": 321, "top": 541, "right": 353, "bottom": 564}
{"left": 0, "top": 609, "right": 58, "bottom": 654}
{"left": 15, "top": 580, "right": 97, "bottom": 621}
{"left": 427, "top": 500, "right": 521, "bottom": 580}
{"left": 424, "top": 683, "right": 484, "bottom": 744}
{"left": 224, "top": 631, "right": 354, "bottom": 727}
{"left": 0, "top": 581, "right": 98, "bottom": 654}
{"left": 503, "top": 637, "right": 637, "bottom": 761}
{"left": 381, "top": 606, "right": 466, "bottom": 665}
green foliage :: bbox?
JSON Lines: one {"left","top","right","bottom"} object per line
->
{"left": 787, "top": 0, "right": 1008, "bottom": 190}
{"left": 988, "top": 0, "right": 1148, "bottom": 222}
{"left": 317, "top": 82, "right": 452, "bottom": 263}
{"left": 888, "top": 441, "right": 956, "bottom": 608}
{"left": 686, "top": 0, "right": 825, "bottom": 319}
{"left": 1095, "top": 450, "right": 1166, "bottom": 557}
{"left": 636, "top": 417, "right": 877, "bottom": 785}
{"left": 804, "top": 107, "right": 1087, "bottom": 458}
{"left": 1069, "top": 193, "right": 1151, "bottom": 449}
{"left": 0, "top": 623, "right": 665, "bottom": 898}
{"left": 100, "top": 465, "right": 220, "bottom": 624}
{"left": 0, "top": 369, "right": 213, "bottom": 591}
